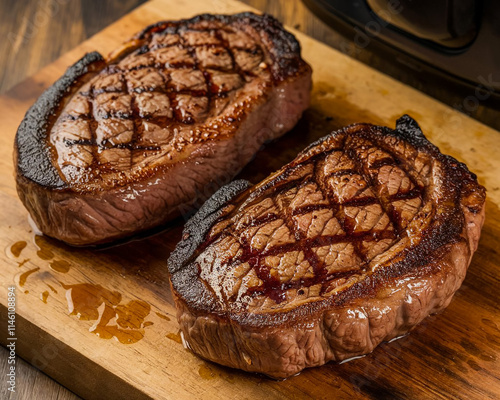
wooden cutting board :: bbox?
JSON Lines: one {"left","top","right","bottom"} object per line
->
{"left": 1, "top": 0, "right": 499, "bottom": 398}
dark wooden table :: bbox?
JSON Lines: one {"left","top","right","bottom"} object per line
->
{"left": 0, "top": 0, "right": 497, "bottom": 398}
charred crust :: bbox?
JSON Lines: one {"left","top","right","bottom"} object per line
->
{"left": 16, "top": 13, "right": 307, "bottom": 191}
{"left": 135, "top": 12, "right": 309, "bottom": 81}
{"left": 170, "top": 115, "right": 486, "bottom": 328}
{"left": 168, "top": 179, "right": 251, "bottom": 273}
{"left": 395, "top": 114, "right": 425, "bottom": 139}
{"left": 392, "top": 116, "right": 485, "bottom": 204}
{"left": 14, "top": 13, "right": 311, "bottom": 247}
{"left": 300, "top": 115, "right": 482, "bottom": 194}
{"left": 168, "top": 179, "right": 251, "bottom": 314}
{"left": 15, "top": 51, "right": 105, "bottom": 188}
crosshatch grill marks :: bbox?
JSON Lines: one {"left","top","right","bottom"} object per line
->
{"left": 197, "top": 130, "right": 434, "bottom": 307}
{"left": 176, "top": 28, "right": 208, "bottom": 124}
{"left": 125, "top": 66, "right": 161, "bottom": 166}
{"left": 213, "top": 29, "right": 249, "bottom": 83}
{"left": 165, "top": 112, "right": 486, "bottom": 379}
{"left": 347, "top": 136, "right": 416, "bottom": 235}
{"left": 123, "top": 70, "right": 138, "bottom": 165}
{"left": 344, "top": 142, "right": 398, "bottom": 241}
{"left": 56, "top": 86, "right": 98, "bottom": 178}
{"left": 17, "top": 12, "right": 313, "bottom": 249}
{"left": 351, "top": 134, "right": 426, "bottom": 232}
{"left": 271, "top": 189, "right": 325, "bottom": 296}
{"left": 85, "top": 90, "right": 98, "bottom": 172}
{"left": 50, "top": 22, "right": 273, "bottom": 186}
{"left": 367, "top": 133, "right": 426, "bottom": 196}
{"left": 313, "top": 151, "right": 369, "bottom": 268}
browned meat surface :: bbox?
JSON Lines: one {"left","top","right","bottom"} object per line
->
{"left": 168, "top": 115, "right": 486, "bottom": 379}
{"left": 14, "top": 12, "right": 311, "bottom": 245}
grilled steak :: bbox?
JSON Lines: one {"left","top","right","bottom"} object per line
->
{"left": 14, "top": 12, "right": 311, "bottom": 245}
{"left": 168, "top": 115, "right": 486, "bottom": 379}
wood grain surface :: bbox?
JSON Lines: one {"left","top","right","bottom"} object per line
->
{"left": 1, "top": 0, "right": 500, "bottom": 399}
{"left": 0, "top": 346, "right": 77, "bottom": 400}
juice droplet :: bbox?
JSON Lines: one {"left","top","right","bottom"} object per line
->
{"left": 61, "top": 283, "right": 121, "bottom": 320}
{"left": 116, "top": 300, "right": 151, "bottom": 329}
{"left": 34, "top": 235, "right": 54, "bottom": 260}
{"left": 166, "top": 332, "right": 182, "bottom": 344}
{"left": 47, "top": 284, "right": 58, "bottom": 294}
{"left": 94, "top": 324, "right": 145, "bottom": 344}
{"left": 155, "top": 312, "right": 171, "bottom": 321}
{"left": 17, "top": 267, "right": 40, "bottom": 287}
{"left": 143, "top": 321, "right": 154, "bottom": 327}
{"left": 49, "top": 259, "right": 70, "bottom": 273}
{"left": 10, "top": 241, "right": 27, "bottom": 258}
{"left": 40, "top": 291, "right": 49, "bottom": 303}
{"left": 198, "top": 364, "right": 217, "bottom": 380}
{"left": 18, "top": 259, "right": 29, "bottom": 268}
{"left": 61, "top": 283, "right": 151, "bottom": 344}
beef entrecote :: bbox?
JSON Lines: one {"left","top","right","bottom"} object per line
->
{"left": 14, "top": 13, "right": 312, "bottom": 245}
{"left": 168, "top": 115, "right": 486, "bottom": 379}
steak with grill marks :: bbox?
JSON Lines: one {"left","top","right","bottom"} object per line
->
{"left": 14, "top": 12, "right": 311, "bottom": 245}
{"left": 168, "top": 115, "right": 486, "bottom": 379}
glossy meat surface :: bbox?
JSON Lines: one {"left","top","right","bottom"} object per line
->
{"left": 15, "top": 13, "right": 312, "bottom": 245}
{"left": 52, "top": 18, "right": 290, "bottom": 188}
{"left": 168, "top": 115, "right": 486, "bottom": 378}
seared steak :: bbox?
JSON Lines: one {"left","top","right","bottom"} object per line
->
{"left": 168, "top": 115, "right": 486, "bottom": 379}
{"left": 14, "top": 13, "right": 311, "bottom": 245}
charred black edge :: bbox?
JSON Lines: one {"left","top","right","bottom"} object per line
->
{"left": 168, "top": 179, "right": 252, "bottom": 311}
{"left": 393, "top": 114, "right": 442, "bottom": 155}
{"left": 135, "top": 12, "right": 309, "bottom": 81}
{"left": 394, "top": 115, "right": 482, "bottom": 189}
{"left": 15, "top": 12, "right": 307, "bottom": 190}
{"left": 298, "top": 114, "right": 479, "bottom": 183}
{"left": 168, "top": 179, "right": 252, "bottom": 273}
{"left": 15, "top": 51, "right": 105, "bottom": 188}
{"left": 169, "top": 115, "right": 486, "bottom": 328}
